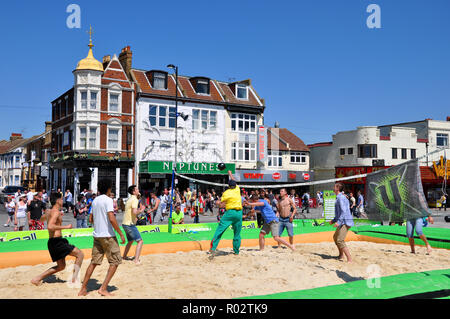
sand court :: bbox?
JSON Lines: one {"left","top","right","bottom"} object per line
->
{"left": 0, "top": 241, "right": 449, "bottom": 299}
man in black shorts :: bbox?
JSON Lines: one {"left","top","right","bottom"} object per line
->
{"left": 31, "top": 192, "right": 84, "bottom": 286}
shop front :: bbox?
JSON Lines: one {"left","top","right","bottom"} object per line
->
{"left": 138, "top": 161, "right": 235, "bottom": 195}
{"left": 234, "top": 169, "right": 314, "bottom": 196}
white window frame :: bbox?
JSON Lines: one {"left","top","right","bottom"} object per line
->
{"left": 231, "top": 142, "right": 256, "bottom": 162}
{"left": 90, "top": 91, "right": 98, "bottom": 110}
{"left": 437, "top": 133, "right": 449, "bottom": 147}
{"left": 89, "top": 127, "right": 98, "bottom": 149}
{"left": 268, "top": 150, "right": 283, "bottom": 167}
{"left": 149, "top": 104, "right": 176, "bottom": 128}
{"left": 107, "top": 126, "right": 122, "bottom": 151}
{"left": 79, "top": 127, "right": 87, "bottom": 149}
{"left": 153, "top": 72, "right": 167, "bottom": 90}
{"left": 196, "top": 79, "right": 209, "bottom": 95}
{"left": 80, "top": 91, "right": 88, "bottom": 109}
{"left": 231, "top": 113, "right": 257, "bottom": 133}
{"left": 192, "top": 109, "right": 217, "bottom": 131}
{"left": 290, "top": 151, "right": 307, "bottom": 164}
{"left": 236, "top": 84, "right": 248, "bottom": 100}
{"left": 63, "top": 131, "right": 69, "bottom": 147}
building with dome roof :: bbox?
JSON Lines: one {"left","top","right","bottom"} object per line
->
{"left": 49, "top": 28, "right": 135, "bottom": 200}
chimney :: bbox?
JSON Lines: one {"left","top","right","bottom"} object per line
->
{"left": 10, "top": 133, "right": 23, "bottom": 142}
{"left": 103, "top": 55, "right": 111, "bottom": 69}
{"left": 119, "top": 46, "right": 132, "bottom": 81}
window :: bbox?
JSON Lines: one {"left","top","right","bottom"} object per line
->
{"left": 63, "top": 131, "right": 69, "bottom": 147}
{"left": 14, "top": 176, "right": 19, "bottom": 186}
{"left": 192, "top": 109, "right": 199, "bottom": 130}
{"left": 153, "top": 72, "right": 167, "bottom": 90}
{"left": 201, "top": 110, "right": 208, "bottom": 130}
{"left": 209, "top": 111, "right": 217, "bottom": 130}
{"left": 108, "top": 129, "right": 119, "bottom": 150}
{"left": 15, "top": 156, "right": 20, "bottom": 168}
{"left": 80, "top": 127, "right": 87, "bottom": 148}
{"left": 81, "top": 91, "right": 87, "bottom": 109}
{"left": 437, "top": 133, "right": 448, "bottom": 147}
{"left": 268, "top": 150, "right": 283, "bottom": 167}
{"left": 149, "top": 105, "right": 176, "bottom": 128}
{"left": 89, "top": 128, "right": 97, "bottom": 148}
{"left": 401, "top": 148, "right": 407, "bottom": 159}
{"left": 65, "top": 98, "right": 69, "bottom": 116}
{"left": 192, "top": 109, "right": 217, "bottom": 131}
{"left": 392, "top": 148, "right": 397, "bottom": 159}
{"left": 109, "top": 93, "right": 119, "bottom": 112}
{"left": 411, "top": 149, "right": 416, "bottom": 159}
{"left": 231, "top": 113, "right": 257, "bottom": 133}
{"left": 340, "top": 148, "right": 345, "bottom": 155}
{"left": 236, "top": 84, "right": 248, "bottom": 99}
{"left": 90, "top": 91, "right": 97, "bottom": 109}
{"left": 347, "top": 148, "right": 353, "bottom": 155}
{"left": 357, "top": 144, "right": 377, "bottom": 158}
{"left": 231, "top": 142, "right": 256, "bottom": 162}
{"left": 196, "top": 79, "right": 209, "bottom": 94}
{"left": 290, "top": 151, "right": 306, "bottom": 163}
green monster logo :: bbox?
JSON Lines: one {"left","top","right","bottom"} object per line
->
{"left": 369, "top": 166, "right": 409, "bottom": 220}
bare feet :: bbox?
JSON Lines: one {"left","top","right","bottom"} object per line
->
{"left": 31, "top": 278, "right": 42, "bottom": 286}
{"left": 78, "top": 287, "right": 88, "bottom": 296}
{"left": 98, "top": 289, "right": 114, "bottom": 297}
{"left": 134, "top": 259, "right": 141, "bottom": 265}
{"left": 426, "top": 245, "right": 432, "bottom": 255}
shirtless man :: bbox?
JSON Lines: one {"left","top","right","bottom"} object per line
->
{"left": 31, "top": 192, "right": 84, "bottom": 286}
{"left": 277, "top": 188, "right": 297, "bottom": 247}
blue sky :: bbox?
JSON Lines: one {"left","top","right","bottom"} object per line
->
{"left": 0, "top": 0, "right": 449, "bottom": 144}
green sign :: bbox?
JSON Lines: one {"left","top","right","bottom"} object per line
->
{"left": 323, "top": 190, "right": 336, "bottom": 221}
{"left": 0, "top": 221, "right": 256, "bottom": 242}
{"left": 139, "top": 161, "right": 235, "bottom": 175}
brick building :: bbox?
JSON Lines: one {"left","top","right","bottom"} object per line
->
{"left": 49, "top": 34, "right": 135, "bottom": 200}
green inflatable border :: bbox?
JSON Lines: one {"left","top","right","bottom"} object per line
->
{"left": 237, "top": 269, "right": 450, "bottom": 299}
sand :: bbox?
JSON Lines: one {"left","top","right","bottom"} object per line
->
{"left": 0, "top": 241, "right": 449, "bottom": 299}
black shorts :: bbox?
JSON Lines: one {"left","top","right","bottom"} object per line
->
{"left": 47, "top": 237, "right": 75, "bottom": 262}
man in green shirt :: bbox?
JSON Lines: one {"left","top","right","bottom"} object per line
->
{"left": 172, "top": 204, "right": 184, "bottom": 224}
{"left": 209, "top": 170, "right": 242, "bottom": 258}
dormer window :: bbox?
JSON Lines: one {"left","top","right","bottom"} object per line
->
{"left": 153, "top": 72, "right": 167, "bottom": 90}
{"left": 147, "top": 70, "right": 168, "bottom": 90}
{"left": 196, "top": 79, "right": 209, "bottom": 94}
{"left": 236, "top": 84, "right": 248, "bottom": 100}
{"left": 190, "top": 77, "right": 210, "bottom": 95}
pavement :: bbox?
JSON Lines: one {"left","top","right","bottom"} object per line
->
{"left": 0, "top": 205, "right": 448, "bottom": 233}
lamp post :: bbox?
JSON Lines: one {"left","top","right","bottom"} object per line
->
{"left": 167, "top": 64, "right": 178, "bottom": 234}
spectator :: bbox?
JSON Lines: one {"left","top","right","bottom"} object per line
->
{"left": 64, "top": 189, "right": 74, "bottom": 215}
{"left": 14, "top": 195, "right": 28, "bottom": 231}
{"left": 150, "top": 192, "right": 161, "bottom": 224}
{"left": 349, "top": 192, "right": 357, "bottom": 217}
{"left": 172, "top": 204, "right": 184, "bottom": 224}
{"left": 27, "top": 192, "right": 46, "bottom": 230}
{"left": 4, "top": 196, "right": 16, "bottom": 227}
{"left": 301, "top": 192, "right": 310, "bottom": 214}
{"left": 439, "top": 193, "right": 447, "bottom": 211}
{"left": 74, "top": 195, "right": 88, "bottom": 228}
{"left": 110, "top": 193, "right": 118, "bottom": 216}
{"left": 27, "top": 189, "right": 34, "bottom": 205}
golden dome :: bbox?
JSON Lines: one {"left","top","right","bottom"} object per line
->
{"left": 75, "top": 26, "right": 104, "bottom": 72}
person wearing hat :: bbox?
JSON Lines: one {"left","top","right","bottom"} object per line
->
{"left": 27, "top": 192, "right": 47, "bottom": 230}
{"left": 4, "top": 196, "right": 16, "bottom": 227}
{"left": 209, "top": 170, "right": 243, "bottom": 257}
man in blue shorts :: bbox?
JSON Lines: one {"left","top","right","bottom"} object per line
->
{"left": 276, "top": 188, "right": 297, "bottom": 248}
{"left": 245, "top": 194, "right": 295, "bottom": 251}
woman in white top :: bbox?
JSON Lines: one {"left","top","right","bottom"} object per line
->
{"left": 14, "top": 195, "right": 28, "bottom": 231}
{"left": 4, "top": 196, "right": 16, "bottom": 227}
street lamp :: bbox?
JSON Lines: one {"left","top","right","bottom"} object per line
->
{"left": 167, "top": 64, "right": 178, "bottom": 234}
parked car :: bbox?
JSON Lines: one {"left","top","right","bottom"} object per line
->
{"left": 0, "top": 186, "right": 26, "bottom": 203}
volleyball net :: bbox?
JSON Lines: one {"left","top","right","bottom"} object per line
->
{"left": 175, "top": 147, "right": 449, "bottom": 222}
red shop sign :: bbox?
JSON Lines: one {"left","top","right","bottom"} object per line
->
{"left": 272, "top": 172, "right": 281, "bottom": 180}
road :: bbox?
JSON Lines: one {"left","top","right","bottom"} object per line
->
{"left": 0, "top": 204, "right": 448, "bottom": 233}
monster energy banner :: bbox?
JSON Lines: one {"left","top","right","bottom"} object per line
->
{"left": 366, "top": 159, "right": 430, "bottom": 221}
